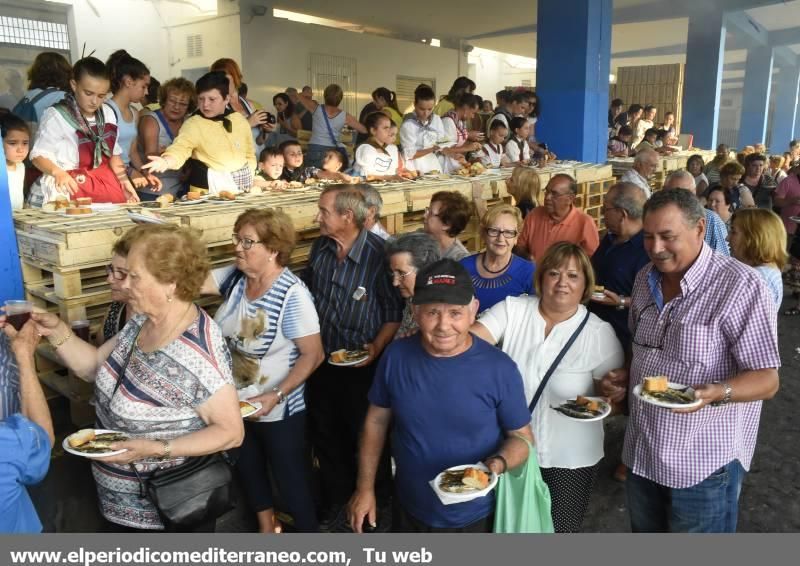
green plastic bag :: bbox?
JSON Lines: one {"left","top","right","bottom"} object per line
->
{"left": 493, "top": 440, "right": 554, "bottom": 533}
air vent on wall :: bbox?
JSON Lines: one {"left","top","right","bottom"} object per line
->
{"left": 186, "top": 34, "right": 203, "bottom": 58}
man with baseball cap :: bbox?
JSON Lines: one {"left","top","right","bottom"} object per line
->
{"left": 348, "top": 259, "right": 533, "bottom": 532}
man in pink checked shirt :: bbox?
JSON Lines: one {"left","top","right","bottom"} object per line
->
{"left": 601, "top": 188, "right": 781, "bottom": 533}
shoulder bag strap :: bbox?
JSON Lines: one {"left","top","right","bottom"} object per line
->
{"left": 153, "top": 110, "right": 174, "bottom": 142}
{"left": 112, "top": 324, "right": 143, "bottom": 398}
{"left": 527, "top": 311, "right": 591, "bottom": 414}
{"left": 30, "top": 87, "right": 58, "bottom": 106}
{"left": 320, "top": 106, "right": 341, "bottom": 147}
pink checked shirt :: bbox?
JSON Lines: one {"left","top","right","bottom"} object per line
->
{"left": 622, "top": 244, "right": 781, "bottom": 488}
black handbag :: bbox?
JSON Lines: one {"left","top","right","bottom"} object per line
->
{"left": 115, "top": 325, "right": 236, "bottom": 528}
{"left": 141, "top": 453, "right": 235, "bottom": 528}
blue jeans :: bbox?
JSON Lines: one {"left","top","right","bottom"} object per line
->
{"left": 626, "top": 460, "right": 745, "bottom": 532}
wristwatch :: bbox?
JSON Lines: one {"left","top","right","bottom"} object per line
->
{"left": 711, "top": 381, "right": 733, "bottom": 406}
{"left": 616, "top": 296, "right": 628, "bottom": 311}
{"left": 272, "top": 386, "right": 286, "bottom": 404}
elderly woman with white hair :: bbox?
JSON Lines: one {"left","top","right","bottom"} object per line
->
{"left": 385, "top": 232, "right": 442, "bottom": 338}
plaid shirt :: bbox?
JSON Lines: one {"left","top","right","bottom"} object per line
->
{"left": 303, "top": 229, "right": 404, "bottom": 353}
{"left": 623, "top": 244, "right": 780, "bottom": 488}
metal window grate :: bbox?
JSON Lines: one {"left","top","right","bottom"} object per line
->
{"left": 0, "top": 16, "right": 69, "bottom": 51}
{"left": 186, "top": 34, "right": 203, "bottom": 58}
{"left": 396, "top": 75, "right": 436, "bottom": 115}
{"left": 309, "top": 53, "right": 358, "bottom": 117}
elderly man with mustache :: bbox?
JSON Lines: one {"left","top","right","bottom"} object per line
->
{"left": 600, "top": 188, "right": 780, "bottom": 533}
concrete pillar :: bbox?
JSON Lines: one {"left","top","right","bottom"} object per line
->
{"left": 0, "top": 144, "right": 24, "bottom": 301}
{"left": 681, "top": 6, "right": 726, "bottom": 150}
{"left": 737, "top": 46, "right": 774, "bottom": 149}
{"left": 535, "top": 0, "right": 612, "bottom": 163}
{"left": 771, "top": 66, "right": 800, "bottom": 151}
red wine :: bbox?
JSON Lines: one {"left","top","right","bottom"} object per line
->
{"left": 71, "top": 322, "right": 90, "bottom": 341}
{"left": 7, "top": 311, "right": 31, "bottom": 331}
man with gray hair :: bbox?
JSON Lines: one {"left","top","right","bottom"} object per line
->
{"left": 357, "top": 184, "right": 391, "bottom": 240}
{"left": 620, "top": 148, "right": 658, "bottom": 198}
{"left": 664, "top": 170, "right": 729, "bottom": 255}
{"left": 304, "top": 184, "right": 404, "bottom": 530}
{"left": 601, "top": 188, "right": 780, "bottom": 532}
{"left": 590, "top": 182, "right": 650, "bottom": 347}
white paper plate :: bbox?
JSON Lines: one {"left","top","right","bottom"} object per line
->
{"left": 431, "top": 463, "right": 498, "bottom": 505}
{"left": 60, "top": 210, "right": 98, "bottom": 218}
{"left": 175, "top": 197, "right": 209, "bottom": 205}
{"left": 551, "top": 396, "right": 611, "bottom": 422}
{"left": 127, "top": 210, "right": 166, "bottom": 224}
{"left": 328, "top": 354, "right": 369, "bottom": 367}
{"left": 90, "top": 203, "right": 119, "bottom": 212}
{"left": 239, "top": 401, "right": 263, "bottom": 419}
{"left": 591, "top": 292, "right": 606, "bottom": 301}
{"left": 633, "top": 382, "right": 702, "bottom": 409}
{"left": 62, "top": 429, "right": 129, "bottom": 459}
{"left": 790, "top": 216, "right": 800, "bottom": 224}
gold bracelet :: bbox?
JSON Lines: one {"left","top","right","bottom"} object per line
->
{"left": 48, "top": 330, "right": 73, "bottom": 348}
{"left": 159, "top": 439, "right": 171, "bottom": 460}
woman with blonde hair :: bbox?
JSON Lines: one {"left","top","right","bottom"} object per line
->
{"left": 505, "top": 165, "right": 540, "bottom": 218}
{"left": 471, "top": 242, "right": 623, "bottom": 532}
{"left": 768, "top": 155, "right": 787, "bottom": 183}
{"left": 727, "top": 208, "right": 787, "bottom": 307}
{"left": 461, "top": 203, "right": 535, "bottom": 313}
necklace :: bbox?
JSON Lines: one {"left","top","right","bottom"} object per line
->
{"left": 481, "top": 252, "right": 512, "bottom": 275}
{"left": 138, "top": 302, "right": 194, "bottom": 351}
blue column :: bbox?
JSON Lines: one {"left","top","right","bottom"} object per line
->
{"left": 681, "top": 6, "right": 726, "bottom": 149}
{"left": 771, "top": 65, "right": 799, "bottom": 151}
{"left": 535, "top": 0, "right": 612, "bottom": 163}
{"left": 0, "top": 144, "right": 24, "bottom": 302}
{"left": 737, "top": 46, "right": 774, "bottom": 148}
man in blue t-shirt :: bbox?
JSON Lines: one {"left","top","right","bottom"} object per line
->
{"left": 348, "top": 259, "right": 533, "bottom": 533}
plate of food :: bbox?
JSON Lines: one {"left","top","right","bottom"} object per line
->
{"left": 633, "top": 376, "right": 702, "bottom": 409}
{"left": 328, "top": 349, "right": 369, "bottom": 366}
{"left": 90, "top": 202, "right": 119, "bottom": 212}
{"left": 432, "top": 463, "right": 498, "bottom": 504}
{"left": 175, "top": 191, "right": 208, "bottom": 205}
{"left": 239, "top": 400, "right": 263, "bottom": 418}
{"left": 207, "top": 190, "right": 239, "bottom": 202}
{"left": 63, "top": 429, "right": 129, "bottom": 459}
{"left": 61, "top": 207, "right": 97, "bottom": 218}
{"left": 551, "top": 396, "right": 611, "bottom": 422}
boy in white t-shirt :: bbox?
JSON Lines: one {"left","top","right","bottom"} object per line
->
{"left": 480, "top": 119, "right": 511, "bottom": 168}
{"left": 1, "top": 114, "right": 30, "bottom": 210}
{"left": 504, "top": 116, "right": 532, "bottom": 165}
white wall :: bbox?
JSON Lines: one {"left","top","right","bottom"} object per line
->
{"left": 238, "top": 4, "right": 464, "bottom": 114}
{"left": 470, "top": 48, "right": 535, "bottom": 102}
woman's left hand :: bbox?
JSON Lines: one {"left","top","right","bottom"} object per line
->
{"left": 591, "top": 289, "right": 622, "bottom": 307}
{"left": 98, "top": 438, "right": 163, "bottom": 464}
{"left": 468, "top": 130, "right": 485, "bottom": 142}
{"left": 246, "top": 391, "right": 280, "bottom": 419}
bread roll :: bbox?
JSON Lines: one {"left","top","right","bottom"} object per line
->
{"left": 218, "top": 190, "right": 236, "bottom": 200}
{"left": 462, "top": 467, "right": 490, "bottom": 489}
{"left": 576, "top": 396, "right": 600, "bottom": 412}
{"left": 187, "top": 191, "right": 203, "bottom": 200}
{"left": 330, "top": 349, "right": 347, "bottom": 363}
{"left": 76, "top": 197, "right": 92, "bottom": 206}
{"left": 68, "top": 428, "right": 96, "bottom": 448}
{"left": 643, "top": 376, "right": 668, "bottom": 393}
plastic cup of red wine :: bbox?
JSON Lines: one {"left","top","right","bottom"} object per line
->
{"left": 71, "top": 320, "right": 91, "bottom": 342}
{"left": 4, "top": 300, "right": 33, "bottom": 331}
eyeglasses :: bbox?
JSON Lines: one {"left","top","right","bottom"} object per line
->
{"left": 106, "top": 265, "right": 128, "bottom": 281}
{"left": 424, "top": 207, "right": 440, "bottom": 218}
{"left": 232, "top": 234, "right": 264, "bottom": 250}
{"left": 389, "top": 268, "right": 416, "bottom": 281}
{"left": 544, "top": 189, "right": 571, "bottom": 199}
{"left": 631, "top": 303, "right": 675, "bottom": 350}
{"left": 485, "top": 227, "right": 518, "bottom": 239}
{"left": 166, "top": 97, "right": 190, "bottom": 108}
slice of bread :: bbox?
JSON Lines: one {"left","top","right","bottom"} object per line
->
{"left": 330, "top": 349, "right": 347, "bottom": 363}
{"left": 462, "top": 467, "right": 490, "bottom": 489}
{"left": 643, "top": 376, "right": 668, "bottom": 393}
{"left": 68, "top": 428, "right": 96, "bottom": 448}
{"left": 576, "top": 395, "right": 600, "bottom": 412}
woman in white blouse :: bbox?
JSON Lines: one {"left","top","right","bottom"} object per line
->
{"left": 398, "top": 84, "right": 457, "bottom": 174}
{"left": 354, "top": 112, "right": 404, "bottom": 181}
{"left": 471, "top": 242, "right": 623, "bottom": 533}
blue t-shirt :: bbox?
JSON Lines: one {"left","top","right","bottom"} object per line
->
{"left": 0, "top": 414, "right": 51, "bottom": 533}
{"left": 461, "top": 254, "right": 536, "bottom": 313}
{"left": 589, "top": 230, "right": 650, "bottom": 347}
{"left": 369, "top": 334, "right": 530, "bottom": 528}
